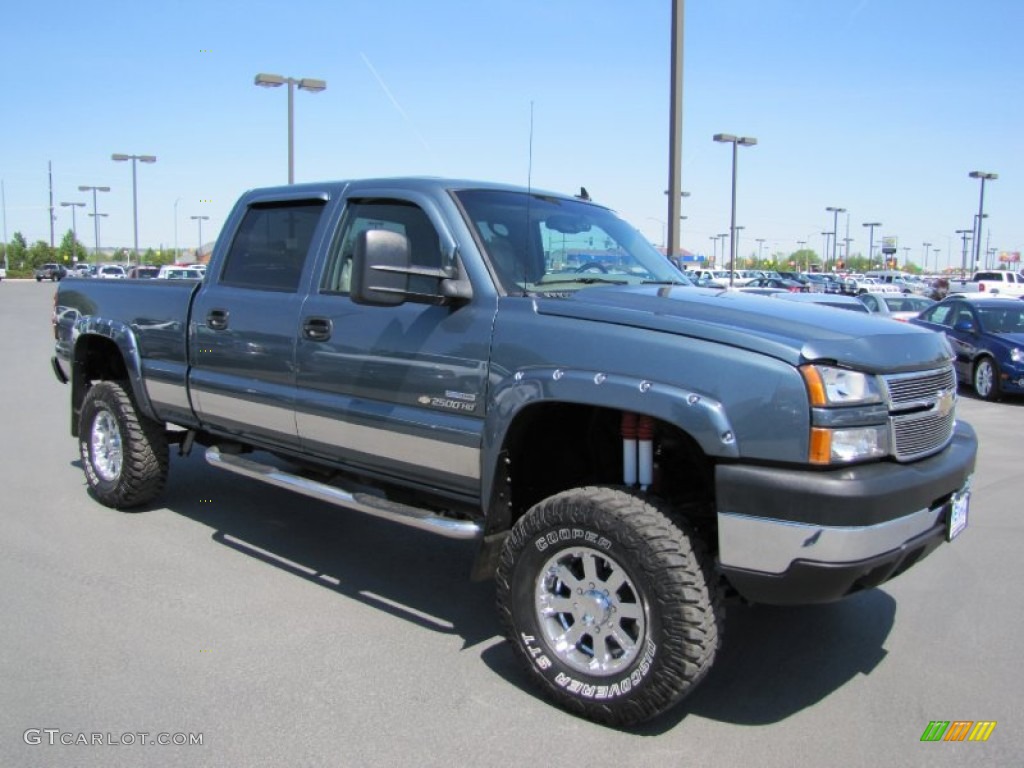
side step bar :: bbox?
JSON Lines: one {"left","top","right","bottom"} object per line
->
{"left": 205, "top": 447, "right": 483, "bottom": 541}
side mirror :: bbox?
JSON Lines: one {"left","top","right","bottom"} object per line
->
{"left": 351, "top": 229, "right": 410, "bottom": 306}
{"left": 953, "top": 319, "right": 975, "bottom": 333}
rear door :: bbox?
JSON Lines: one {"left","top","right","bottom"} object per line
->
{"left": 189, "top": 191, "right": 333, "bottom": 449}
{"left": 294, "top": 190, "right": 493, "bottom": 496}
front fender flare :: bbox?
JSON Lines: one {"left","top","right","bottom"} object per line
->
{"left": 479, "top": 366, "right": 740, "bottom": 518}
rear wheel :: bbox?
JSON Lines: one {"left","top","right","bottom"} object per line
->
{"left": 496, "top": 487, "right": 722, "bottom": 726}
{"left": 973, "top": 356, "right": 1000, "bottom": 401}
{"left": 79, "top": 380, "right": 168, "bottom": 508}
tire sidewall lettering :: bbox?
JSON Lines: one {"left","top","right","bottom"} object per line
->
{"left": 534, "top": 527, "right": 611, "bottom": 553}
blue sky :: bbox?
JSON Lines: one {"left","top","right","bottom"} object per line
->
{"left": 1, "top": 0, "right": 1021, "bottom": 270}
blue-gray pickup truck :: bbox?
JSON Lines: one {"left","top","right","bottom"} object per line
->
{"left": 52, "top": 177, "right": 977, "bottom": 726}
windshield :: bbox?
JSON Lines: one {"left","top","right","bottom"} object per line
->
{"left": 454, "top": 189, "right": 692, "bottom": 295}
{"left": 977, "top": 305, "right": 1024, "bottom": 334}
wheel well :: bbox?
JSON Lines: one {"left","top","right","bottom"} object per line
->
{"left": 70, "top": 335, "right": 130, "bottom": 436}
{"left": 500, "top": 403, "right": 717, "bottom": 537}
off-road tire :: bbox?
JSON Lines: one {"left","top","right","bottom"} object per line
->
{"left": 973, "top": 356, "right": 1000, "bottom": 401}
{"left": 79, "top": 380, "right": 168, "bottom": 509}
{"left": 496, "top": 486, "right": 722, "bottom": 726}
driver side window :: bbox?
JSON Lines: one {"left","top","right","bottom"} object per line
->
{"left": 320, "top": 200, "right": 442, "bottom": 295}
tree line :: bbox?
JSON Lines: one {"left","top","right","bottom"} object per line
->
{"left": 1, "top": 230, "right": 188, "bottom": 276}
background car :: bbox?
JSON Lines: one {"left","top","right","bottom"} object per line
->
{"left": 857, "top": 292, "right": 936, "bottom": 321}
{"left": 127, "top": 265, "right": 161, "bottom": 279}
{"left": 909, "top": 295, "right": 1024, "bottom": 400}
{"left": 855, "top": 277, "right": 903, "bottom": 295}
{"left": 96, "top": 265, "right": 127, "bottom": 279}
{"left": 743, "top": 276, "right": 808, "bottom": 293}
{"left": 770, "top": 292, "right": 870, "bottom": 312}
{"left": 801, "top": 273, "right": 843, "bottom": 293}
{"left": 34, "top": 263, "right": 67, "bottom": 282}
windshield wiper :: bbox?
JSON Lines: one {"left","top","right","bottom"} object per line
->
{"left": 536, "top": 277, "right": 629, "bottom": 286}
{"left": 641, "top": 280, "right": 691, "bottom": 286}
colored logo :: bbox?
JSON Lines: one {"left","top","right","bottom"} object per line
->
{"left": 920, "top": 721, "right": 996, "bottom": 742}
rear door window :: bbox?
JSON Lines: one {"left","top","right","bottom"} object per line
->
{"left": 220, "top": 200, "right": 326, "bottom": 292}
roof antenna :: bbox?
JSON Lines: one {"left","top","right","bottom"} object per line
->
{"left": 576, "top": 186, "right": 590, "bottom": 201}
{"left": 527, "top": 101, "right": 534, "bottom": 193}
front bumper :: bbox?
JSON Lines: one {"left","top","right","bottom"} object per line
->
{"left": 715, "top": 420, "right": 976, "bottom": 605}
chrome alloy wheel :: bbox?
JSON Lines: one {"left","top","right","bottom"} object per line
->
{"left": 534, "top": 546, "right": 647, "bottom": 676}
{"left": 974, "top": 358, "right": 995, "bottom": 399}
{"left": 90, "top": 409, "right": 123, "bottom": 482}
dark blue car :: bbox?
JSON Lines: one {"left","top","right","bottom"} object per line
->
{"left": 910, "top": 295, "right": 1024, "bottom": 400}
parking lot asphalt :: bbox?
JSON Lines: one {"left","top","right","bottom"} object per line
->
{"left": 1, "top": 280, "right": 1020, "bottom": 767}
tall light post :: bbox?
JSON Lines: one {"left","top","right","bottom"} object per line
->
{"left": 922, "top": 242, "right": 932, "bottom": 273}
{"left": 664, "top": 189, "right": 690, "bottom": 257}
{"left": 717, "top": 233, "right": 729, "bottom": 267}
{"left": 254, "top": 73, "right": 327, "bottom": 184}
{"left": 862, "top": 222, "right": 882, "bottom": 269}
{"left": 112, "top": 153, "right": 157, "bottom": 264}
{"left": 60, "top": 201, "right": 86, "bottom": 264}
{"left": 734, "top": 225, "right": 745, "bottom": 269}
{"left": 756, "top": 238, "right": 765, "bottom": 266}
{"left": 955, "top": 228, "right": 973, "bottom": 278}
{"left": 191, "top": 215, "right": 210, "bottom": 260}
{"left": 825, "top": 206, "right": 845, "bottom": 272}
{"left": 968, "top": 171, "right": 997, "bottom": 270}
{"left": 89, "top": 213, "right": 109, "bottom": 256}
{"left": 713, "top": 133, "right": 757, "bottom": 286}
{"left": 821, "top": 232, "right": 832, "bottom": 270}
{"left": 78, "top": 185, "right": 110, "bottom": 259}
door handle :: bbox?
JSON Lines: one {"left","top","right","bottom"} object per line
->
{"left": 302, "top": 317, "right": 332, "bottom": 342}
{"left": 207, "top": 309, "right": 229, "bottom": 331}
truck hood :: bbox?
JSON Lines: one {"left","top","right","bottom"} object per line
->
{"left": 534, "top": 285, "right": 953, "bottom": 373}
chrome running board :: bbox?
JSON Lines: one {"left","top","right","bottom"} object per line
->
{"left": 205, "top": 446, "right": 482, "bottom": 541}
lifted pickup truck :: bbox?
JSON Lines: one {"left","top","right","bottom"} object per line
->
{"left": 947, "top": 269, "right": 1024, "bottom": 297}
{"left": 52, "top": 178, "right": 977, "bottom": 726}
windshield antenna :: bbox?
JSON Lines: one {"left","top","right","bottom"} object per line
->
{"left": 522, "top": 101, "right": 534, "bottom": 291}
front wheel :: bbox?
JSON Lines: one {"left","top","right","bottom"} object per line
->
{"left": 496, "top": 487, "right": 722, "bottom": 726}
{"left": 973, "top": 356, "right": 1000, "bottom": 401}
{"left": 79, "top": 380, "right": 169, "bottom": 508}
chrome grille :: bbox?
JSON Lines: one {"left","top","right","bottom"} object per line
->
{"left": 882, "top": 365, "right": 958, "bottom": 461}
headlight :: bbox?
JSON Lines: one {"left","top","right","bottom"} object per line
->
{"left": 802, "top": 365, "right": 887, "bottom": 464}
{"left": 1011, "top": 348, "right": 1024, "bottom": 363}
{"left": 801, "top": 365, "right": 882, "bottom": 406}
{"left": 810, "top": 426, "right": 889, "bottom": 464}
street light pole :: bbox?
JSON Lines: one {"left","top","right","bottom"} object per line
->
{"left": 825, "top": 206, "right": 845, "bottom": 272}
{"left": 59, "top": 201, "right": 86, "bottom": 264}
{"left": 88, "top": 213, "right": 108, "bottom": 255}
{"left": 922, "top": 242, "right": 932, "bottom": 273}
{"left": 968, "top": 171, "right": 997, "bottom": 270}
{"left": 820, "top": 232, "right": 832, "bottom": 271}
{"left": 112, "top": 154, "right": 157, "bottom": 265}
{"left": 191, "top": 215, "right": 210, "bottom": 260}
{"left": 756, "top": 238, "right": 765, "bottom": 266}
{"left": 862, "top": 222, "right": 882, "bottom": 270}
{"left": 955, "top": 228, "right": 973, "bottom": 278}
{"left": 78, "top": 185, "right": 110, "bottom": 261}
{"left": 255, "top": 73, "right": 327, "bottom": 184}
{"left": 713, "top": 133, "right": 757, "bottom": 287}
